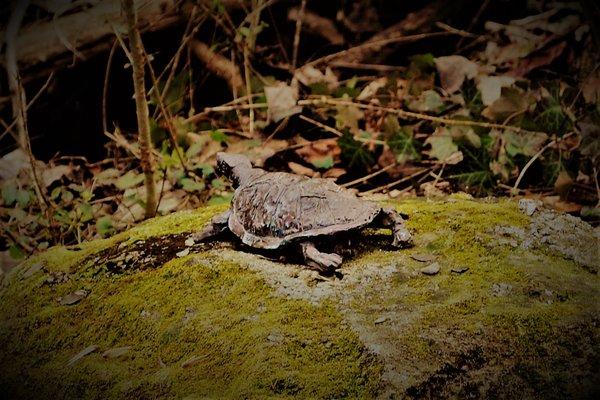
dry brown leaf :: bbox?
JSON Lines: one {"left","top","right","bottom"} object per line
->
{"left": 42, "top": 165, "right": 72, "bottom": 187}
{"left": 322, "top": 168, "right": 346, "bottom": 179}
{"left": 582, "top": 71, "right": 600, "bottom": 104}
{"left": 288, "top": 162, "right": 317, "bottom": 177}
{"left": 476, "top": 75, "right": 516, "bottom": 106}
{"left": 0, "top": 149, "right": 29, "bottom": 180}
{"left": 435, "top": 55, "right": 479, "bottom": 94}
{"left": 264, "top": 83, "right": 302, "bottom": 123}
{"left": 294, "top": 65, "right": 338, "bottom": 89}
{"left": 510, "top": 42, "right": 566, "bottom": 77}
{"left": 357, "top": 77, "right": 387, "bottom": 100}
{"left": 295, "top": 138, "right": 341, "bottom": 166}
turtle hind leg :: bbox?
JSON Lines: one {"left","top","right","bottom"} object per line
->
{"left": 378, "top": 208, "right": 413, "bottom": 248}
{"left": 190, "top": 210, "right": 231, "bottom": 242}
{"left": 299, "top": 241, "right": 343, "bottom": 274}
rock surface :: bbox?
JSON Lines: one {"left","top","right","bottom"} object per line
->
{"left": 1, "top": 197, "right": 598, "bottom": 399}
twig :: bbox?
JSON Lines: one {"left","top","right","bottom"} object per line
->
{"left": 593, "top": 166, "right": 600, "bottom": 207}
{"left": 144, "top": 47, "right": 190, "bottom": 172}
{"left": 299, "top": 97, "right": 549, "bottom": 135}
{"left": 243, "top": 47, "right": 255, "bottom": 136}
{"left": 341, "top": 163, "right": 397, "bottom": 188}
{"left": 457, "top": 0, "right": 491, "bottom": 49}
{"left": 5, "top": 0, "right": 49, "bottom": 211}
{"left": 102, "top": 39, "right": 117, "bottom": 134}
{"left": 330, "top": 61, "right": 405, "bottom": 72}
{"left": 512, "top": 132, "right": 576, "bottom": 195}
{"left": 299, "top": 115, "right": 343, "bottom": 136}
{"left": 0, "top": 71, "right": 55, "bottom": 143}
{"left": 291, "top": 0, "right": 307, "bottom": 71}
{"left": 305, "top": 31, "right": 452, "bottom": 67}
{"left": 123, "top": 0, "right": 157, "bottom": 219}
{"left": 184, "top": 102, "right": 268, "bottom": 124}
{"left": 360, "top": 167, "right": 434, "bottom": 195}
{"left": 434, "top": 22, "right": 476, "bottom": 38}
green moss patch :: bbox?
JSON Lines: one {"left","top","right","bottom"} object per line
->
{"left": 0, "top": 254, "right": 381, "bottom": 399}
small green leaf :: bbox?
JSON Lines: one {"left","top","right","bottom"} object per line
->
{"left": 339, "top": 132, "right": 374, "bottom": 168}
{"left": 16, "top": 190, "right": 31, "bottom": 208}
{"left": 51, "top": 187, "right": 62, "bottom": 200}
{"left": 96, "top": 216, "right": 115, "bottom": 237}
{"left": 61, "top": 190, "right": 74, "bottom": 203}
{"left": 116, "top": 171, "right": 145, "bottom": 190}
{"left": 425, "top": 135, "right": 459, "bottom": 161}
{"left": 311, "top": 155, "right": 334, "bottom": 169}
{"left": 207, "top": 193, "right": 233, "bottom": 206}
{"left": 211, "top": 178, "right": 225, "bottom": 189}
{"left": 388, "top": 128, "right": 420, "bottom": 164}
{"left": 180, "top": 178, "right": 205, "bottom": 192}
{"left": 1, "top": 182, "right": 18, "bottom": 205}
{"left": 210, "top": 130, "right": 229, "bottom": 143}
{"left": 9, "top": 244, "right": 25, "bottom": 260}
{"left": 78, "top": 203, "right": 94, "bottom": 223}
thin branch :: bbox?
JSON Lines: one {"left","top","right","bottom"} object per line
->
{"left": 102, "top": 39, "right": 118, "bottom": 134}
{"left": 305, "top": 31, "right": 453, "bottom": 67}
{"left": 341, "top": 163, "right": 397, "bottom": 188}
{"left": 360, "top": 167, "right": 435, "bottom": 195}
{"left": 299, "top": 115, "right": 343, "bottom": 136}
{"left": 512, "top": 132, "right": 576, "bottom": 195}
{"left": 0, "top": 71, "right": 55, "bottom": 143}
{"left": 291, "top": 0, "right": 307, "bottom": 71}
{"left": 122, "top": 0, "right": 157, "bottom": 219}
{"left": 299, "top": 97, "right": 550, "bottom": 136}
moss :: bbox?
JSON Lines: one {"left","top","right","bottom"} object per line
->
{"left": 347, "top": 197, "right": 599, "bottom": 398}
{"left": 0, "top": 254, "right": 381, "bottom": 399}
{"left": 2, "top": 197, "right": 598, "bottom": 399}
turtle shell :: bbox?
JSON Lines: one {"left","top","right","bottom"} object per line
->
{"left": 228, "top": 171, "right": 381, "bottom": 249}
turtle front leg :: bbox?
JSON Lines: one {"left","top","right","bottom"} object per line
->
{"left": 378, "top": 208, "right": 413, "bottom": 248}
{"left": 190, "top": 210, "right": 231, "bottom": 242}
{"left": 299, "top": 242, "right": 343, "bottom": 273}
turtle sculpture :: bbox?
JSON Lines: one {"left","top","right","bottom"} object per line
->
{"left": 192, "top": 152, "right": 413, "bottom": 273}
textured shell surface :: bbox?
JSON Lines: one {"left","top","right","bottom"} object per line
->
{"left": 228, "top": 171, "right": 381, "bottom": 249}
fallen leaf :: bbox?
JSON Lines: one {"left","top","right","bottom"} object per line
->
{"left": 67, "top": 345, "right": 98, "bottom": 366}
{"left": 504, "top": 131, "right": 548, "bottom": 157}
{"left": 411, "top": 253, "right": 436, "bottom": 262}
{"left": 420, "top": 262, "right": 441, "bottom": 275}
{"left": 322, "top": 168, "right": 346, "bottom": 179}
{"left": 42, "top": 165, "right": 72, "bottom": 187}
{"left": 102, "top": 346, "right": 131, "bottom": 359}
{"left": 0, "top": 149, "right": 29, "bottom": 180}
{"left": 435, "top": 55, "right": 479, "bottom": 93}
{"left": 554, "top": 171, "right": 573, "bottom": 196}
{"left": 295, "top": 138, "right": 341, "bottom": 166}
{"left": 476, "top": 75, "right": 516, "bottom": 106}
{"left": 335, "top": 98, "right": 364, "bottom": 131}
{"left": 481, "top": 87, "right": 534, "bottom": 121}
{"left": 181, "top": 355, "right": 207, "bottom": 368}
{"left": 407, "top": 90, "right": 444, "bottom": 113}
{"left": 288, "top": 162, "right": 317, "bottom": 177}
{"left": 510, "top": 42, "right": 566, "bottom": 77}
{"left": 264, "top": 83, "right": 302, "bottom": 122}
{"left": 451, "top": 267, "right": 469, "bottom": 274}
{"left": 294, "top": 65, "right": 338, "bottom": 89}
{"left": 425, "top": 131, "right": 462, "bottom": 164}
{"left": 60, "top": 289, "right": 88, "bottom": 305}
{"left": 357, "top": 77, "right": 387, "bottom": 100}
{"left": 582, "top": 71, "right": 600, "bottom": 104}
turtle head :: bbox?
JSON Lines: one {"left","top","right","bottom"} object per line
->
{"left": 216, "top": 152, "right": 253, "bottom": 187}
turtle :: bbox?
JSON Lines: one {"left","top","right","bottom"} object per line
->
{"left": 191, "top": 152, "right": 413, "bottom": 273}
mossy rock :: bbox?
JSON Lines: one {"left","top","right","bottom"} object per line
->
{"left": 1, "top": 197, "right": 598, "bottom": 399}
